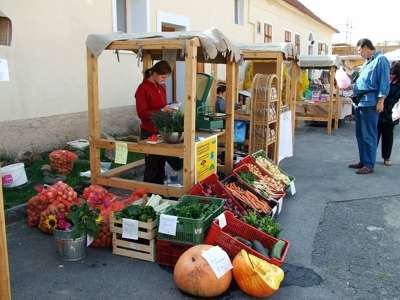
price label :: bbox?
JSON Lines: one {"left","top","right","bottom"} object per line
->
{"left": 277, "top": 197, "right": 283, "bottom": 215}
{"left": 158, "top": 214, "right": 177, "bottom": 236}
{"left": 115, "top": 142, "right": 128, "bottom": 165}
{"left": 122, "top": 218, "right": 139, "bottom": 240}
{"left": 86, "top": 234, "right": 94, "bottom": 247}
{"left": 201, "top": 246, "right": 233, "bottom": 279}
{"left": 289, "top": 181, "right": 296, "bottom": 196}
{"left": 217, "top": 212, "right": 227, "bottom": 229}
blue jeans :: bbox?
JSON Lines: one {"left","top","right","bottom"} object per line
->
{"left": 355, "top": 106, "right": 379, "bottom": 168}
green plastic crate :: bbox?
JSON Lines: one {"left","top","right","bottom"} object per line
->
{"left": 157, "top": 195, "right": 224, "bottom": 244}
{"left": 251, "top": 150, "right": 295, "bottom": 191}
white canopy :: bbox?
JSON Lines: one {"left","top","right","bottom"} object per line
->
{"left": 236, "top": 42, "right": 296, "bottom": 59}
{"left": 298, "top": 55, "right": 341, "bottom": 68}
{"left": 384, "top": 49, "right": 400, "bottom": 62}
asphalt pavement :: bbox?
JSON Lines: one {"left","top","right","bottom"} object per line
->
{"left": 6, "top": 121, "right": 400, "bottom": 300}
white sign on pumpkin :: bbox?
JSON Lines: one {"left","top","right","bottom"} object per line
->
{"left": 158, "top": 214, "right": 177, "bottom": 236}
{"left": 122, "top": 218, "right": 139, "bottom": 240}
{"left": 201, "top": 246, "right": 232, "bottom": 279}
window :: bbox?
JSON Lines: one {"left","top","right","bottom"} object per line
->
{"left": 234, "top": 0, "right": 244, "bottom": 25}
{"left": 318, "top": 43, "right": 328, "bottom": 55}
{"left": 308, "top": 32, "right": 314, "bottom": 55}
{"left": 256, "top": 22, "right": 261, "bottom": 34}
{"left": 264, "top": 23, "right": 272, "bottom": 43}
{"left": 295, "top": 34, "right": 301, "bottom": 55}
{"left": 284, "top": 30, "right": 292, "bottom": 42}
{"left": 112, "top": 0, "right": 127, "bottom": 32}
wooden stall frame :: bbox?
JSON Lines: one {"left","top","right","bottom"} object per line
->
{"left": 0, "top": 181, "right": 11, "bottom": 300}
{"left": 87, "top": 37, "right": 237, "bottom": 197}
{"left": 296, "top": 66, "right": 340, "bottom": 135}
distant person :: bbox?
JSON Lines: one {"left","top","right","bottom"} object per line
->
{"left": 349, "top": 38, "right": 390, "bottom": 174}
{"left": 377, "top": 61, "right": 400, "bottom": 166}
{"left": 215, "top": 85, "right": 226, "bottom": 113}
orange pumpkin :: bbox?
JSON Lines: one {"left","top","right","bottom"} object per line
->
{"left": 232, "top": 249, "right": 284, "bottom": 298}
{"left": 173, "top": 244, "right": 232, "bottom": 297}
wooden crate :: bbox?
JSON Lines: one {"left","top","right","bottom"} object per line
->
{"left": 110, "top": 214, "right": 156, "bottom": 262}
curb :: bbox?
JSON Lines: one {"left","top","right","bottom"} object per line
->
{"left": 5, "top": 203, "right": 27, "bottom": 225}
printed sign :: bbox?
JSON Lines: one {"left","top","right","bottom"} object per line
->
{"left": 195, "top": 136, "right": 217, "bottom": 182}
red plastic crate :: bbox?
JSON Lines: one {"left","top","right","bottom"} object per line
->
{"left": 204, "top": 211, "right": 289, "bottom": 267}
{"left": 156, "top": 240, "right": 193, "bottom": 267}
{"left": 188, "top": 183, "right": 207, "bottom": 196}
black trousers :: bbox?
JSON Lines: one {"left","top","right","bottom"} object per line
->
{"left": 377, "top": 121, "right": 395, "bottom": 160}
{"left": 141, "top": 130, "right": 166, "bottom": 184}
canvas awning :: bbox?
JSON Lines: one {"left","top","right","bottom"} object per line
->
{"left": 0, "top": 10, "right": 12, "bottom": 46}
{"left": 384, "top": 49, "right": 400, "bottom": 62}
{"left": 298, "top": 55, "right": 341, "bottom": 68}
{"left": 86, "top": 28, "right": 241, "bottom": 63}
{"left": 236, "top": 42, "right": 296, "bottom": 59}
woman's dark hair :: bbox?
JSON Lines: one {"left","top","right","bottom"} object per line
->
{"left": 144, "top": 60, "right": 172, "bottom": 79}
{"left": 356, "top": 38, "right": 375, "bottom": 50}
{"left": 390, "top": 61, "right": 400, "bottom": 80}
{"left": 217, "top": 85, "right": 226, "bottom": 94}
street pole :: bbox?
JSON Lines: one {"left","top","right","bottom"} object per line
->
{"left": 0, "top": 180, "right": 11, "bottom": 300}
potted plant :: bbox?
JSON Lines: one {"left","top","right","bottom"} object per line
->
{"left": 151, "top": 110, "right": 184, "bottom": 143}
{"left": 53, "top": 202, "right": 101, "bottom": 261}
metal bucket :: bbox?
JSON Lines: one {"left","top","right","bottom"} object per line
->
{"left": 54, "top": 229, "right": 86, "bottom": 261}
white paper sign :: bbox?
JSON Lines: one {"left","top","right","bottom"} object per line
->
{"left": 217, "top": 212, "right": 227, "bottom": 229}
{"left": 290, "top": 181, "right": 296, "bottom": 196}
{"left": 86, "top": 234, "right": 94, "bottom": 247}
{"left": 158, "top": 214, "right": 177, "bottom": 236}
{"left": 277, "top": 197, "right": 283, "bottom": 215}
{"left": 0, "top": 59, "right": 10, "bottom": 82}
{"left": 122, "top": 218, "right": 139, "bottom": 240}
{"left": 201, "top": 246, "right": 233, "bottom": 279}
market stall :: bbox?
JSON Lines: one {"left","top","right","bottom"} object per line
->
{"left": 86, "top": 29, "right": 240, "bottom": 197}
{"left": 296, "top": 55, "right": 341, "bottom": 135}
{"left": 234, "top": 43, "right": 298, "bottom": 162}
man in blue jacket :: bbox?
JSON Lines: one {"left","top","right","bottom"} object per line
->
{"left": 349, "top": 39, "right": 390, "bottom": 174}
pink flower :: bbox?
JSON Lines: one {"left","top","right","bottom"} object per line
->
{"left": 57, "top": 213, "right": 72, "bottom": 230}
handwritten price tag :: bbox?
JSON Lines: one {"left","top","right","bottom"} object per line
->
{"left": 115, "top": 142, "right": 128, "bottom": 165}
{"left": 289, "top": 181, "right": 296, "bottom": 196}
{"left": 86, "top": 234, "right": 94, "bottom": 247}
{"left": 217, "top": 212, "right": 227, "bottom": 229}
{"left": 122, "top": 218, "right": 139, "bottom": 240}
{"left": 158, "top": 214, "right": 177, "bottom": 236}
{"left": 201, "top": 246, "right": 232, "bottom": 279}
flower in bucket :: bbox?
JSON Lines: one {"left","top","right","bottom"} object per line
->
{"left": 55, "top": 202, "right": 101, "bottom": 239}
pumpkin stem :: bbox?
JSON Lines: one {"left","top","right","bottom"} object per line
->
{"left": 191, "top": 257, "right": 196, "bottom": 262}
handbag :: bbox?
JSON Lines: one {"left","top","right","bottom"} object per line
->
{"left": 392, "top": 100, "right": 400, "bottom": 122}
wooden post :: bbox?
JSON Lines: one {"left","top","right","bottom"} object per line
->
{"left": 87, "top": 48, "right": 101, "bottom": 182}
{"left": 197, "top": 62, "right": 205, "bottom": 73}
{"left": 0, "top": 181, "right": 11, "bottom": 300}
{"left": 183, "top": 39, "right": 197, "bottom": 192}
{"left": 209, "top": 64, "right": 218, "bottom": 109}
{"left": 290, "top": 62, "right": 299, "bottom": 139}
{"left": 142, "top": 52, "right": 152, "bottom": 72}
{"left": 335, "top": 73, "right": 340, "bottom": 130}
{"left": 327, "top": 67, "right": 335, "bottom": 135}
{"left": 225, "top": 61, "right": 237, "bottom": 175}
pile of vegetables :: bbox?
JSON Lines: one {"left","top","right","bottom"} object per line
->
{"left": 49, "top": 150, "right": 78, "bottom": 175}
{"left": 168, "top": 201, "right": 220, "bottom": 219}
{"left": 115, "top": 205, "right": 156, "bottom": 222}
{"left": 226, "top": 182, "right": 271, "bottom": 214}
{"left": 201, "top": 182, "right": 247, "bottom": 217}
{"left": 27, "top": 181, "right": 79, "bottom": 231}
{"left": 255, "top": 156, "right": 291, "bottom": 186}
{"left": 244, "top": 163, "right": 285, "bottom": 191}
{"left": 243, "top": 211, "right": 281, "bottom": 237}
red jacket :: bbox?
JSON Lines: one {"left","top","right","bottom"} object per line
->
{"left": 135, "top": 79, "right": 167, "bottom": 133}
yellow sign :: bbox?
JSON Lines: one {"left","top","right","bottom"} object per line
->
{"left": 195, "top": 136, "right": 217, "bottom": 182}
{"left": 114, "top": 142, "right": 128, "bottom": 165}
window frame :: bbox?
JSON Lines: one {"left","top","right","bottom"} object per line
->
{"left": 234, "top": 0, "right": 245, "bottom": 25}
{"left": 294, "top": 33, "right": 301, "bottom": 55}
{"left": 284, "top": 30, "right": 292, "bottom": 43}
{"left": 264, "top": 22, "right": 272, "bottom": 43}
{"left": 112, "top": 0, "right": 128, "bottom": 33}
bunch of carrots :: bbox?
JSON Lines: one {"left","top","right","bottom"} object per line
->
{"left": 226, "top": 182, "right": 271, "bottom": 214}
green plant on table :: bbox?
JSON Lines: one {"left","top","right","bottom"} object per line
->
{"left": 151, "top": 110, "right": 184, "bottom": 133}
{"left": 114, "top": 205, "right": 156, "bottom": 222}
{"left": 243, "top": 211, "right": 281, "bottom": 237}
{"left": 168, "top": 202, "right": 219, "bottom": 219}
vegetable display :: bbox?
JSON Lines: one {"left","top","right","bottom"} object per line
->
{"left": 244, "top": 163, "right": 285, "bottom": 191}
{"left": 226, "top": 182, "right": 271, "bottom": 214}
{"left": 255, "top": 156, "right": 290, "bottom": 186}
{"left": 243, "top": 211, "right": 281, "bottom": 237}
{"left": 168, "top": 202, "right": 220, "bottom": 219}
{"left": 115, "top": 205, "right": 156, "bottom": 222}
{"left": 49, "top": 150, "right": 78, "bottom": 175}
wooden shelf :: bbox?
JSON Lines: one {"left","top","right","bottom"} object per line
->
{"left": 196, "top": 130, "right": 225, "bottom": 140}
{"left": 235, "top": 112, "right": 251, "bottom": 121}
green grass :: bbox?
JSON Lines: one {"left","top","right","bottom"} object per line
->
{"left": 3, "top": 148, "right": 144, "bottom": 209}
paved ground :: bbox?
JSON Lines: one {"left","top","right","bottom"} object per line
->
{"left": 6, "top": 121, "right": 400, "bottom": 299}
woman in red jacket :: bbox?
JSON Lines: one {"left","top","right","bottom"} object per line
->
{"left": 135, "top": 60, "right": 172, "bottom": 184}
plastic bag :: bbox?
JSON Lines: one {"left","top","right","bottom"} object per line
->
{"left": 234, "top": 121, "right": 247, "bottom": 143}
{"left": 392, "top": 100, "right": 400, "bottom": 122}
{"left": 335, "top": 67, "right": 351, "bottom": 89}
